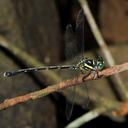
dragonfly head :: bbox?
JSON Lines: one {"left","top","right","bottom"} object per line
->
{"left": 96, "top": 56, "right": 105, "bottom": 70}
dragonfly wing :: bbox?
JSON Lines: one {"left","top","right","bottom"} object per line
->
{"left": 76, "top": 9, "right": 85, "bottom": 35}
{"left": 83, "top": 83, "right": 90, "bottom": 109}
{"left": 82, "top": 71, "right": 91, "bottom": 108}
{"left": 64, "top": 24, "right": 79, "bottom": 120}
{"left": 75, "top": 9, "right": 85, "bottom": 53}
{"left": 65, "top": 9, "right": 85, "bottom": 60}
{"left": 66, "top": 86, "right": 77, "bottom": 120}
{"left": 64, "top": 24, "right": 79, "bottom": 60}
{"left": 65, "top": 84, "right": 90, "bottom": 120}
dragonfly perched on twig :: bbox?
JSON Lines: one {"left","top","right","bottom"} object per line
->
{"left": 3, "top": 10, "right": 104, "bottom": 78}
{"left": 3, "top": 55, "right": 104, "bottom": 77}
{"left": 2, "top": 9, "right": 105, "bottom": 120}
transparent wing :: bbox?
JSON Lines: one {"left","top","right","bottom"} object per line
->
{"left": 75, "top": 9, "right": 85, "bottom": 55}
{"left": 83, "top": 83, "right": 90, "bottom": 109}
{"left": 76, "top": 9, "right": 84, "bottom": 37}
{"left": 64, "top": 24, "right": 78, "bottom": 60}
{"left": 76, "top": 10, "right": 91, "bottom": 109}
{"left": 65, "top": 87, "right": 77, "bottom": 120}
{"left": 76, "top": 9, "right": 91, "bottom": 107}
{"left": 81, "top": 69, "right": 91, "bottom": 109}
{"left": 65, "top": 83, "right": 90, "bottom": 120}
{"left": 64, "top": 9, "right": 90, "bottom": 120}
{"left": 64, "top": 24, "right": 78, "bottom": 120}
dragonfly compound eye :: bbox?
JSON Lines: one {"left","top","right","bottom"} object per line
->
{"left": 96, "top": 56, "right": 105, "bottom": 70}
{"left": 97, "top": 60, "right": 105, "bottom": 70}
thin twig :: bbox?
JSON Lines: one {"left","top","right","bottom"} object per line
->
{"left": 78, "top": 0, "right": 128, "bottom": 100}
{"left": 65, "top": 107, "right": 110, "bottom": 128}
{"left": 0, "top": 62, "right": 128, "bottom": 111}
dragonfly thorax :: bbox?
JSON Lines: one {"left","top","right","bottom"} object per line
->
{"left": 76, "top": 58, "right": 95, "bottom": 73}
{"left": 75, "top": 56, "right": 105, "bottom": 73}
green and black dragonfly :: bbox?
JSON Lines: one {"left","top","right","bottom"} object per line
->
{"left": 4, "top": 56, "right": 104, "bottom": 77}
{"left": 2, "top": 9, "right": 105, "bottom": 120}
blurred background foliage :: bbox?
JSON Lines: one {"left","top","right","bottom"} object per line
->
{"left": 0, "top": 0, "right": 128, "bottom": 128}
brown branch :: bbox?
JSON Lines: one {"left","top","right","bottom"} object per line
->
{"left": 0, "top": 62, "right": 128, "bottom": 111}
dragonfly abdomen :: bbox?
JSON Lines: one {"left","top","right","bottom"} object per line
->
{"left": 4, "top": 65, "right": 75, "bottom": 77}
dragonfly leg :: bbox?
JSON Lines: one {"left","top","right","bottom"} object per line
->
{"left": 96, "top": 70, "right": 100, "bottom": 78}
{"left": 82, "top": 71, "right": 91, "bottom": 82}
{"left": 95, "top": 69, "right": 103, "bottom": 78}
{"left": 92, "top": 69, "right": 102, "bottom": 79}
{"left": 82, "top": 69, "right": 100, "bottom": 81}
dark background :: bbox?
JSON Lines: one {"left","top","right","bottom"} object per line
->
{"left": 0, "top": 0, "right": 128, "bottom": 128}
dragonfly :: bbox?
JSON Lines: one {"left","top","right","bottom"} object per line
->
{"left": 4, "top": 55, "right": 104, "bottom": 77}
{"left": 2, "top": 9, "right": 105, "bottom": 119}
{"left": 3, "top": 10, "right": 104, "bottom": 78}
